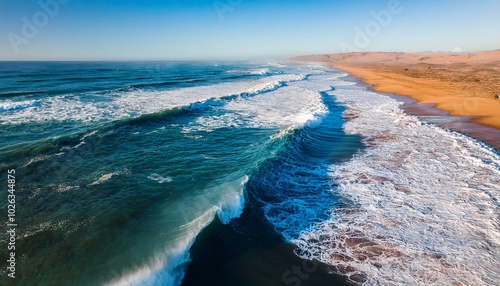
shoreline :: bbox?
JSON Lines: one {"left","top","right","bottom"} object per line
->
{"left": 343, "top": 71, "right": 500, "bottom": 151}
{"left": 290, "top": 51, "right": 500, "bottom": 150}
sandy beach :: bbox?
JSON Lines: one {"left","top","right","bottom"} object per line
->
{"left": 292, "top": 51, "right": 500, "bottom": 128}
{"left": 291, "top": 51, "right": 500, "bottom": 128}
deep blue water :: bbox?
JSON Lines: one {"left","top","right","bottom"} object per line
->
{"left": 0, "top": 61, "right": 363, "bottom": 285}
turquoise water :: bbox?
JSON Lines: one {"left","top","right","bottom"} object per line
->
{"left": 0, "top": 62, "right": 361, "bottom": 285}
{"left": 3, "top": 61, "right": 498, "bottom": 286}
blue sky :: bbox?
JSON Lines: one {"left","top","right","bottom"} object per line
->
{"left": 1, "top": 0, "right": 499, "bottom": 60}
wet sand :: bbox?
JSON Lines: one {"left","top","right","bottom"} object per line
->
{"left": 291, "top": 51, "right": 500, "bottom": 150}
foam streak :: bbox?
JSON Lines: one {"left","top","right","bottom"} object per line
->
{"left": 295, "top": 80, "right": 500, "bottom": 285}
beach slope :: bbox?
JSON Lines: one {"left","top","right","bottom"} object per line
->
{"left": 291, "top": 51, "right": 500, "bottom": 128}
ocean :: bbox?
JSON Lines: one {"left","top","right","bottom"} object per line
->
{"left": 0, "top": 61, "right": 499, "bottom": 286}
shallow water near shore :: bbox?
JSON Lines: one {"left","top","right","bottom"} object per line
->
{"left": 345, "top": 73, "right": 500, "bottom": 150}
{"left": 387, "top": 91, "right": 500, "bottom": 151}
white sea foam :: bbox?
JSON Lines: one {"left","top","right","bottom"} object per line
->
{"left": 53, "top": 184, "right": 79, "bottom": 193}
{"left": 106, "top": 210, "right": 216, "bottom": 286}
{"left": 147, "top": 173, "right": 173, "bottom": 184}
{"left": 217, "top": 175, "right": 248, "bottom": 224}
{"left": 183, "top": 86, "right": 328, "bottom": 132}
{"left": 106, "top": 176, "right": 249, "bottom": 286}
{"left": 294, "top": 80, "right": 500, "bottom": 285}
{"left": 22, "top": 216, "right": 94, "bottom": 239}
{"left": 249, "top": 68, "right": 270, "bottom": 75}
{"left": 22, "top": 152, "right": 64, "bottom": 168}
{"left": 0, "top": 74, "right": 304, "bottom": 125}
{"left": 72, "top": 130, "right": 99, "bottom": 149}
{"left": 21, "top": 220, "right": 69, "bottom": 239}
{"left": 89, "top": 172, "right": 118, "bottom": 186}
{"left": 226, "top": 68, "right": 269, "bottom": 75}
{"left": 0, "top": 99, "right": 41, "bottom": 112}
{"left": 287, "top": 73, "right": 346, "bottom": 92}
{"left": 88, "top": 169, "right": 130, "bottom": 186}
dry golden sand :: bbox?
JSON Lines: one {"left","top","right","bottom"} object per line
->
{"left": 291, "top": 51, "right": 500, "bottom": 128}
